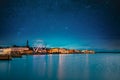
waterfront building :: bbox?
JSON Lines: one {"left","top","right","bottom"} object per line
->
{"left": 10, "top": 47, "right": 29, "bottom": 52}
{"left": 59, "top": 48, "right": 69, "bottom": 54}
{"left": 74, "top": 50, "right": 81, "bottom": 53}
{"left": 0, "top": 48, "right": 11, "bottom": 54}
{"left": 0, "top": 47, "right": 29, "bottom": 54}
{"left": 48, "top": 48, "right": 59, "bottom": 53}
{"left": 81, "top": 50, "right": 95, "bottom": 54}
{"left": 48, "top": 48, "right": 69, "bottom": 54}
{"left": 68, "top": 49, "right": 75, "bottom": 53}
{"left": 37, "top": 49, "right": 47, "bottom": 53}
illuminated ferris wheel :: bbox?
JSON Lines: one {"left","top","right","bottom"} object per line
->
{"left": 32, "top": 39, "right": 46, "bottom": 53}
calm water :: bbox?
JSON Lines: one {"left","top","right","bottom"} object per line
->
{"left": 0, "top": 54, "right": 120, "bottom": 80}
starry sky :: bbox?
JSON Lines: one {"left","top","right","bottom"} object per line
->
{"left": 0, "top": 0, "right": 120, "bottom": 50}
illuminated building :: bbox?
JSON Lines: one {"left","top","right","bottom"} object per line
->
{"left": 81, "top": 50, "right": 95, "bottom": 54}
{"left": 48, "top": 48, "right": 59, "bottom": 53}
{"left": 0, "top": 48, "right": 11, "bottom": 54}
{"left": 59, "top": 48, "right": 69, "bottom": 54}
{"left": 68, "top": 49, "right": 75, "bottom": 53}
{"left": 10, "top": 47, "right": 29, "bottom": 52}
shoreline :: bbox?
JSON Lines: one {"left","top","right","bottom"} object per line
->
{"left": 0, "top": 54, "right": 12, "bottom": 60}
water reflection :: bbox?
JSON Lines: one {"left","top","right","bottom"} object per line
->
{"left": 57, "top": 54, "right": 91, "bottom": 80}
{"left": 0, "top": 54, "right": 120, "bottom": 80}
{"left": 58, "top": 54, "right": 66, "bottom": 80}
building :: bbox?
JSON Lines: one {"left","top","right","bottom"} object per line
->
{"left": 48, "top": 48, "right": 70, "bottom": 54}
{"left": 81, "top": 50, "right": 95, "bottom": 54}
{"left": 0, "top": 47, "right": 29, "bottom": 54}
{"left": 74, "top": 50, "right": 81, "bottom": 53}
{"left": 59, "top": 48, "right": 69, "bottom": 54}
{"left": 0, "top": 48, "right": 11, "bottom": 54}
{"left": 68, "top": 49, "right": 75, "bottom": 53}
{"left": 48, "top": 48, "right": 59, "bottom": 53}
{"left": 10, "top": 47, "right": 29, "bottom": 54}
{"left": 10, "top": 47, "right": 29, "bottom": 52}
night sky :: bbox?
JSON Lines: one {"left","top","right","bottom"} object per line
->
{"left": 0, "top": 0, "right": 120, "bottom": 50}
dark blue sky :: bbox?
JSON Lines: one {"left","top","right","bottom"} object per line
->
{"left": 0, "top": 0, "right": 120, "bottom": 50}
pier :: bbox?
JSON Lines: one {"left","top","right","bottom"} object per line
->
{"left": 0, "top": 54, "right": 12, "bottom": 60}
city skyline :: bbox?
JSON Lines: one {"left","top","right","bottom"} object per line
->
{"left": 0, "top": 0, "right": 120, "bottom": 50}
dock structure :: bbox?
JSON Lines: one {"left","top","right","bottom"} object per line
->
{"left": 0, "top": 54, "right": 12, "bottom": 60}
{"left": 11, "top": 51, "right": 22, "bottom": 58}
{"left": 0, "top": 47, "right": 29, "bottom": 59}
{"left": 0, "top": 48, "right": 12, "bottom": 60}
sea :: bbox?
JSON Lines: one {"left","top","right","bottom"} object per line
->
{"left": 0, "top": 53, "right": 120, "bottom": 80}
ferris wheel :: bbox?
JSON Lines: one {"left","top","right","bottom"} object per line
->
{"left": 32, "top": 39, "right": 46, "bottom": 53}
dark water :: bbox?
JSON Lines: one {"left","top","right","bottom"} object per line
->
{"left": 0, "top": 54, "right": 120, "bottom": 80}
